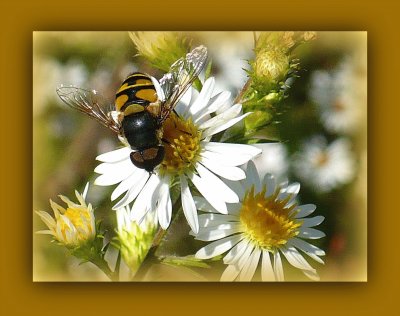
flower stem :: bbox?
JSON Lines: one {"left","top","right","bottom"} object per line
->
{"left": 89, "top": 255, "right": 118, "bottom": 281}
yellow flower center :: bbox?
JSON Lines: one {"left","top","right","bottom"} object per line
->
{"left": 159, "top": 113, "right": 202, "bottom": 175}
{"left": 239, "top": 185, "right": 302, "bottom": 251}
{"left": 61, "top": 206, "right": 93, "bottom": 242}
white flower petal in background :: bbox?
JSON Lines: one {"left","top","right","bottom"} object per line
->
{"left": 309, "top": 58, "right": 364, "bottom": 134}
{"left": 293, "top": 135, "right": 356, "bottom": 193}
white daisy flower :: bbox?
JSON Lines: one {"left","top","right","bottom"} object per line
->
{"left": 36, "top": 183, "right": 95, "bottom": 247}
{"left": 309, "top": 59, "right": 363, "bottom": 134}
{"left": 193, "top": 161, "right": 325, "bottom": 281}
{"left": 94, "top": 77, "right": 261, "bottom": 233}
{"left": 293, "top": 136, "right": 356, "bottom": 193}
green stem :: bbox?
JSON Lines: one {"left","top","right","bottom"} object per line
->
{"left": 90, "top": 255, "right": 118, "bottom": 281}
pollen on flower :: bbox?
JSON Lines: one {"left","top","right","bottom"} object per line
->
{"left": 239, "top": 185, "right": 302, "bottom": 251}
{"left": 159, "top": 113, "right": 202, "bottom": 175}
{"left": 61, "top": 205, "right": 93, "bottom": 241}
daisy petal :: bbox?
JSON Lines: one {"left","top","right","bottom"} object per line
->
{"left": 198, "top": 103, "right": 242, "bottom": 130}
{"left": 202, "top": 112, "right": 251, "bottom": 138}
{"left": 239, "top": 247, "right": 261, "bottom": 281}
{"left": 302, "top": 269, "right": 320, "bottom": 281}
{"left": 194, "top": 91, "right": 231, "bottom": 123}
{"left": 130, "top": 174, "right": 160, "bottom": 221}
{"left": 281, "top": 246, "right": 316, "bottom": 271}
{"left": 246, "top": 160, "right": 261, "bottom": 192}
{"left": 194, "top": 226, "right": 241, "bottom": 241}
{"left": 111, "top": 168, "right": 146, "bottom": 201}
{"left": 289, "top": 237, "right": 326, "bottom": 257}
{"left": 261, "top": 250, "right": 275, "bottom": 281}
{"left": 223, "top": 238, "right": 250, "bottom": 265}
{"left": 302, "top": 216, "right": 325, "bottom": 228}
{"left": 156, "top": 177, "right": 172, "bottom": 230}
{"left": 195, "top": 234, "right": 242, "bottom": 259}
{"left": 203, "top": 142, "right": 262, "bottom": 158}
{"left": 221, "top": 264, "right": 241, "bottom": 282}
{"left": 189, "top": 77, "right": 215, "bottom": 116}
{"left": 298, "top": 228, "right": 326, "bottom": 239}
{"left": 96, "top": 147, "right": 131, "bottom": 162}
{"left": 189, "top": 173, "right": 227, "bottom": 214}
{"left": 112, "top": 173, "right": 150, "bottom": 209}
{"left": 195, "top": 163, "right": 239, "bottom": 203}
{"left": 180, "top": 175, "right": 199, "bottom": 234}
{"left": 200, "top": 156, "right": 246, "bottom": 181}
{"left": 200, "top": 150, "right": 254, "bottom": 167}
{"left": 295, "top": 204, "right": 317, "bottom": 218}
{"left": 274, "top": 252, "right": 284, "bottom": 281}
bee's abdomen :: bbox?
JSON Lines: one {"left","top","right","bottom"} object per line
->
{"left": 115, "top": 72, "right": 157, "bottom": 113}
{"left": 122, "top": 111, "right": 159, "bottom": 150}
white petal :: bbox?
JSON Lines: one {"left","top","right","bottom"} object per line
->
{"left": 194, "top": 227, "right": 241, "bottom": 241}
{"left": 189, "top": 77, "right": 215, "bottom": 116}
{"left": 194, "top": 91, "right": 231, "bottom": 123}
{"left": 274, "top": 252, "right": 284, "bottom": 281}
{"left": 180, "top": 175, "right": 199, "bottom": 233}
{"left": 239, "top": 247, "right": 261, "bottom": 281}
{"left": 36, "top": 211, "right": 56, "bottom": 229}
{"left": 278, "top": 182, "right": 300, "bottom": 202}
{"left": 130, "top": 174, "right": 160, "bottom": 221}
{"left": 202, "top": 112, "right": 251, "bottom": 138}
{"left": 263, "top": 173, "right": 276, "bottom": 197}
{"left": 223, "top": 238, "right": 250, "bottom": 264}
{"left": 96, "top": 147, "right": 131, "bottom": 162}
{"left": 203, "top": 142, "right": 262, "bottom": 158}
{"left": 301, "top": 216, "right": 325, "bottom": 228}
{"left": 221, "top": 264, "right": 241, "bottom": 282}
{"left": 295, "top": 204, "right": 317, "bottom": 218}
{"left": 193, "top": 222, "right": 241, "bottom": 235}
{"left": 156, "top": 177, "right": 172, "bottom": 230}
{"left": 246, "top": 160, "right": 261, "bottom": 192}
{"left": 289, "top": 237, "right": 326, "bottom": 257}
{"left": 298, "top": 228, "right": 326, "bottom": 239}
{"left": 111, "top": 168, "right": 146, "bottom": 201}
{"left": 94, "top": 158, "right": 132, "bottom": 175}
{"left": 302, "top": 269, "right": 320, "bottom": 281}
{"left": 200, "top": 156, "right": 246, "bottom": 181}
{"left": 193, "top": 196, "right": 219, "bottom": 213}
{"left": 261, "top": 250, "right": 275, "bottom": 281}
{"left": 281, "top": 246, "right": 316, "bottom": 271}
{"left": 195, "top": 163, "right": 239, "bottom": 203}
{"left": 189, "top": 173, "right": 227, "bottom": 214}
{"left": 200, "top": 150, "right": 254, "bottom": 167}
{"left": 223, "top": 179, "right": 246, "bottom": 200}
{"left": 195, "top": 234, "right": 242, "bottom": 259}
{"left": 94, "top": 161, "right": 135, "bottom": 186}
{"left": 82, "top": 183, "right": 89, "bottom": 200}
{"left": 198, "top": 103, "right": 242, "bottom": 130}
{"left": 237, "top": 242, "right": 255, "bottom": 269}
{"left": 198, "top": 213, "right": 238, "bottom": 228}
{"left": 112, "top": 173, "right": 150, "bottom": 209}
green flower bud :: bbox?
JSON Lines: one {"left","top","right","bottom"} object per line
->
{"left": 116, "top": 207, "right": 157, "bottom": 274}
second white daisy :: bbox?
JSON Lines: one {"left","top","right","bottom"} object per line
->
{"left": 193, "top": 161, "right": 325, "bottom": 281}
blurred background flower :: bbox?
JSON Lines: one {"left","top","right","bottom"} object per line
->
{"left": 33, "top": 31, "right": 367, "bottom": 281}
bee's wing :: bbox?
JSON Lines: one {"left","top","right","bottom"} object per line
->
{"left": 158, "top": 45, "right": 208, "bottom": 123}
{"left": 56, "top": 86, "right": 120, "bottom": 134}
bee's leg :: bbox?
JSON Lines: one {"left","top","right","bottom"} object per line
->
{"left": 161, "top": 138, "right": 171, "bottom": 145}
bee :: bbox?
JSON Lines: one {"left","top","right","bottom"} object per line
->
{"left": 57, "top": 46, "right": 208, "bottom": 172}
